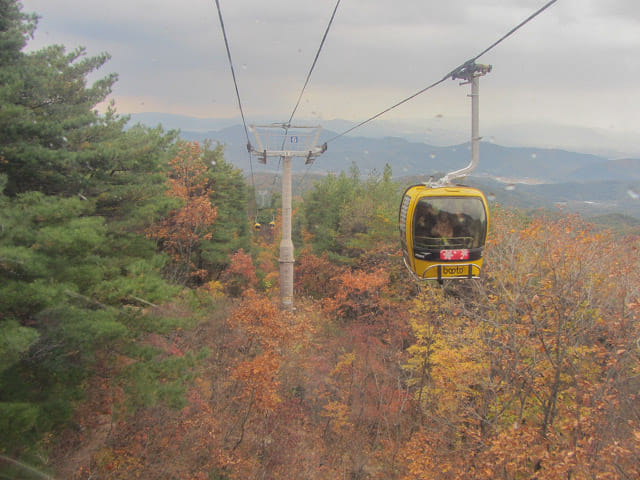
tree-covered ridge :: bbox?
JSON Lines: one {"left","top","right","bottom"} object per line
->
{"left": 0, "top": 0, "right": 250, "bottom": 471}
{"left": 46, "top": 211, "right": 637, "bottom": 480}
{"left": 299, "top": 162, "right": 397, "bottom": 264}
{"left": 1, "top": 1, "right": 639, "bottom": 478}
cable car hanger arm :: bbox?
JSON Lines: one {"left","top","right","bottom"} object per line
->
{"left": 434, "top": 62, "right": 491, "bottom": 187}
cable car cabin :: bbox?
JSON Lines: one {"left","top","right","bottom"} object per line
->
{"left": 399, "top": 185, "right": 489, "bottom": 282}
{"left": 254, "top": 222, "right": 262, "bottom": 231}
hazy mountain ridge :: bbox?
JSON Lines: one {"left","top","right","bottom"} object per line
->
{"left": 178, "top": 124, "right": 635, "bottom": 184}
{"left": 569, "top": 158, "right": 640, "bottom": 182}
{"left": 127, "top": 115, "right": 639, "bottom": 219}
{"left": 129, "top": 113, "right": 640, "bottom": 159}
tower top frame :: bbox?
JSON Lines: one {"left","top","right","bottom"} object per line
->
{"left": 248, "top": 124, "right": 326, "bottom": 164}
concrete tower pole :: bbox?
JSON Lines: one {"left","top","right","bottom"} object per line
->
{"left": 279, "top": 155, "right": 294, "bottom": 310}
{"left": 248, "top": 124, "right": 325, "bottom": 310}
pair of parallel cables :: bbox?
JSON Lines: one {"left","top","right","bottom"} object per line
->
{"left": 214, "top": 0, "right": 559, "bottom": 194}
{"left": 213, "top": 0, "right": 341, "bottom": 207}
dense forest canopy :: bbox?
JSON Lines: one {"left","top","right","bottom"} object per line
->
{"left": 1, "top": 1, "right": 639, "bottom": 479}
{"left": 0, "top": 0, "right": 249, "bottom": 471}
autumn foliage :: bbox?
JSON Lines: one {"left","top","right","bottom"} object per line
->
{"left": 400, "top": 212, "right": 640, "bottom": 479}
{"left": 219, "top": 248, "right": 258, "bottom": 297}
{"left": 8, "top": 4, "right": 639, "bottom": 477}
{"left": 147, "top": 141, "right": 217, "bottom": 284}
{"left": 53, "top": 207, "right": 639, "bottom": 480}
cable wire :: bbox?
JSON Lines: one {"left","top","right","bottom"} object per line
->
{"left": 285, "top": 0, "right": 341, "bottom": 127}
{"left": 298, "top": 161, "right": 316, "bottom": 192}
{"left": 326, "top": 0, "right": 559, "bottom": 144}
{"left": 469, "top": 0, "right": 558, "bottom": 63}
{"left": 213, "top": 0, "right": 256, "bottom": 192}
{"left": 325, "top": 75, "right": 449, "bottom": 143}
{"left": 275, "top": 0, "right": 341, "bottom": 189}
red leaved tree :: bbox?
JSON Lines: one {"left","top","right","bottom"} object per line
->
{"left": 401, "top": 212, "right": 640, "bottom": 480}
{"left": 147, "top": 141, "right": 217, "bottom": 284}
{"left": 219, "top": 248, "right": 258, "bottom": 297}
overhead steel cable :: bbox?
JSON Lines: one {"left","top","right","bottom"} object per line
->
{"left": 285, "top": 0, "right": 342, "bottom": 128}
{"left": 214, "top": 0, "right": 250, "bottom": 140}
{"left": 325, "top": 75, "right": 450, "bottom": 144}
{"left": 469, "top": 0, "right": 559, "bottom": 63}
{"left": 326, "top": 0, "right": 559, "bottom": 144}
{"left": 272, "top": 0, "right": 341, "bottom": 202}
{"left": 277, "top": 1, "right": 341, "bottom": 168}
{"left": 213, "top": 0, "right": 256, "bottom": 192}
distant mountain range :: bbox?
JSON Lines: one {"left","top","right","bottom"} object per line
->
{"left": 175, "top": 124, "right": 639, "bottom": 182}
{"left": 127, "top": 114, "right": 640, "bottom": 220}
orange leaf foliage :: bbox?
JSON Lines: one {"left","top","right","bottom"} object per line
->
{"left": 220, "top": 248, "right": 258, "bottom": 297}
{"left": 322, "top": 268, "right": 389, "bottom": 321}
{"left": 147, "top": 141, "right": 217, "bottom": 284}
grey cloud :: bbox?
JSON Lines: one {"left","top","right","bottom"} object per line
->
{"left": 19, "top": 0, "right": 640, "bottom": 155}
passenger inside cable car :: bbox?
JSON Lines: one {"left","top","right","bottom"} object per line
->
{"left": 413, "top": 197, "right": 486, "bottom": 255}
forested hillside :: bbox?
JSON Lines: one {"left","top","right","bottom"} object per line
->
{"left": 1, "top": 2, "right": 639, "bottom": 479}
{"left": 181, "top": 125, "right": 640, "bottom": 219}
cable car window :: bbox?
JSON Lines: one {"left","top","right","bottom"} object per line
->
{"left": 399, "top": 195, "right": 411, "bottom": 234}
{"left": 413, "top": 197, "right": 486, "bottom": 252}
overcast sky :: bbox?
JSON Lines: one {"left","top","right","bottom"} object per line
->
{"left": 19, "top": 0, "right": 640, "bottom": 156}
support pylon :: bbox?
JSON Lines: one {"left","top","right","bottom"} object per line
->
{"left": 280, "top": 155, "right": 294, "bottom": 309}
{"left": 248, "top": 124, "right": 326, "bottom": 310}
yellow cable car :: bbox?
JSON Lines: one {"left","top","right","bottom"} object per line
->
{"left": 399, "top": 184, "right": 489, "bottom": 282}
{"left": 399, "top": 62, "right": 492, "bottom": 282}
{"left": 254, "top": 221, "right": 262, "bottom": 231}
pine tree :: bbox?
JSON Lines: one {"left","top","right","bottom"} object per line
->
{"left": 0, "top": 0, "right": 179, "bottom": 459}
{"left": 200, "top": 142, "right": 250, "bottom": 276}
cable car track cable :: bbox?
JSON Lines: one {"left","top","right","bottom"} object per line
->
{"left": 325, "top": 75, "right": 449, "bottom": 144}
{"left": 469, "top": 0, "right": 558, "bottom": 64}
{"left": 325, "top": 0, "right": 559, "bottom": 144}
{"left": 273, "top": 0, "right": 341, "bottom": 195}
{"left": 213, "top": 0, "right": 256, "bottom": 192}
{"left": 285, "top": 0, "right": 341, "bottom": 128}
